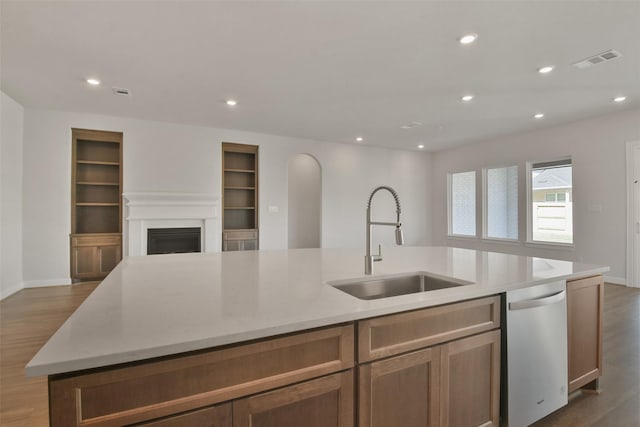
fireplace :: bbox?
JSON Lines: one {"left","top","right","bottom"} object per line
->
{"left": 147, "top": 227, "right": 201, "bottom": 255}
{"left": 123, "top": 192, "right": 219, "bottom": 256}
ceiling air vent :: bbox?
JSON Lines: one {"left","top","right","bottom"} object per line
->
{"left": 572, "top": 50, "right": 622, "bottom": 69}
{"left": 112, "top": 87, "right": 131, "bottom": 96}
{"left": 400, "top": 121, "right": 423, "bottom": 130}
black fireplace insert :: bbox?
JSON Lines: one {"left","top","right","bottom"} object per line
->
{"left": 147, "top": 227, "right": 201, "bottom": 255}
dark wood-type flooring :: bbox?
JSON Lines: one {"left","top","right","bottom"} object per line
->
{"left": 1, "top": 283, "right": 99, "bottom": 426}
{"left": 0, "top": 282, "right": 638, "bottom": 426}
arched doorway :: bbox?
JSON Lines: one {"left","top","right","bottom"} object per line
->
{"left": 288, "top": 154, "right": 321, "bottom": 249}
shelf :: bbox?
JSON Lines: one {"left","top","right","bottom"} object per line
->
{"left": 77, "top": 160, "right": 120, "bottom": 166}
{"left": 76, "top": 203, "right": 119, "bottom": 207}
{"left": 222, "top": 143, "right": 258, "bottom": 249}
{"left": 224, "top": 168, "right": 255, "bottom": 173}
{"left": 77, "top": 181, "right": 120, "bottom": 186}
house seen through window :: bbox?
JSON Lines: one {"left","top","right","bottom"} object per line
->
{"left": 530, "top": 159, "right": 573, "bottom": 244}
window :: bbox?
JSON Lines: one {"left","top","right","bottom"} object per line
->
{"left": 544, "top": 191, "right": 568, "bottom": 203}
{"left": 449, "top": 171, "right": 476, "bottom": 236}
{"left": 484, "top": 166, "right": 518, "bottom": 240}
{"left": 529, "top": 159, "right": 573, "bottom": 245}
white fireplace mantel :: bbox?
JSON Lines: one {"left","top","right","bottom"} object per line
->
{"left": 123, "top": 192, "right": 220, "bottom": 257}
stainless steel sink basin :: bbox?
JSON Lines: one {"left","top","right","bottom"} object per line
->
{"left": 330, "top": 273, "right": 473, "bottom": 300}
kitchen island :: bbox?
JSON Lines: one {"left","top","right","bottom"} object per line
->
{"left": 27, "top": 247, "right": 608, "bottom": 426}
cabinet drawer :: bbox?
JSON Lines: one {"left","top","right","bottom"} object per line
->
{"left": 50, "top": 324, "right": 354, "bottom": 426}
{"left": 223, "top": 230, "right": 257, "bottom": 241}
{"left": 358, "top": 296, "right": 501, "bottom": 362}
{"left": 132, "top": 403, "right": 231, "bottom": 426}
{"left": 71, "top": 233, "right": 121, "bottom": 247}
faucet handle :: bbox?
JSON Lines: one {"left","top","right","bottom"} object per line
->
{"left": 374, "top": 244, "right": 383, "bottom": 262}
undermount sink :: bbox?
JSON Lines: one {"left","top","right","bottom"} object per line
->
{"left": 329, "top": 272, "right": 473, "bottom": 300}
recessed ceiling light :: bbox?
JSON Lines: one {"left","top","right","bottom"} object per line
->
{"left": 356, "top": 137, "right": 364, "bottom": 142}
{"left": 613, "top": 96, "right": 627, "bottom": 103}
{"left": 538, "top": 66, "right": 554, "bottom": 74}
{"left": 533, "top": 113, "right": 545, "bottom": 119}
{"left": 226, "top": 99, "right": 237, "bottom": 106}
{"left": 458, "top": 33, "right": 478, "bottom": 45}
{"left": 86, "top": 78, "right": 100, "bottom": 86}
{"left": 461, "top": 94, "right": 474, "bottom": 102}
{"left": 417, "top": 144, "right": 425, "bottom": 149}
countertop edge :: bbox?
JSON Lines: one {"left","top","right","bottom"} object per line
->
{"left": 25, "top": 265, "right": 609, "bottom": 378}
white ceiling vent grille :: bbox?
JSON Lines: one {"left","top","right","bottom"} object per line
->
{"left": 112, "top": 87, "right": 131, "bottom": 96}
{"left": 400, "top": 121, "right": 423, "bottom": 129}
{"left": 572, "top": 50, "right": 622, "bottom": 69}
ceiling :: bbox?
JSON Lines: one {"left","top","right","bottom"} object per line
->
{"left": 2, "top": 1, "right": 639, "bottom": 151}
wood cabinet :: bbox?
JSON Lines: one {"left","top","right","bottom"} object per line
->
{"left": 48, "top": 296, "right": 504, "bottom": 427}
{"left": 440, "top": 330, "right": 500, "bottom": 427}
{"left": 359, "top": 347, "right": 440, "bottom": 427}
{"left": 222, "top": 143, "right": 258, "bottom": 251}
{"left": 358, "top": 296, "right": 501, "bottom": 427}
{"left": 358, "top": 295, "right": 500, "bottom": 362}
{"left": 70, "top": 129, "right": 123, "bottom": 282}
{"left": 133, "top": 404, "right": 232, "bottom": 426}
{"left": 567, "top": 275, "right": 604, "bottom": 393}
{"left": 233, "top": 371, "right": 354, "bottom": 427}
{"left": 71, "top": 234, "right": 121, "bottom": 280}
{"left": 222, "top": 230, "right": 258, "bottom": 251}
{"left": 49, "top": 325, "right": 354, "bottom": 426}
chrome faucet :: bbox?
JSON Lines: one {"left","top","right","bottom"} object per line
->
{"left": 365, "top": 186, "right": 404, "bottom": 275}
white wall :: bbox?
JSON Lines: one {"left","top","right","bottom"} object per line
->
{"left": 1, "top": 91, "right": 24, "bottom": 299}
{"left": 22, "top": 109, "right": 432, "bottom": 284}
{"left": 432, "top": 108, "right": 640, "bottom": 284}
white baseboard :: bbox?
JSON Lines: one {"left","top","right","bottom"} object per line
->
{"left": 23, "top": 278, "right": 72, "bottom": 288}
{"left": 603, "top": 275, "right": 627, "bottom": 286}
{"left": 1, "top": 282, "right": 24, "bottom": 300}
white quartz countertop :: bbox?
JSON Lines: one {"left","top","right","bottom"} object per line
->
{"left": 26, "top": 246, "right": 608, "bottom": 377}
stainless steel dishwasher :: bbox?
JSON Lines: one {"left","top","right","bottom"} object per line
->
{"left": 505, "top": 280, "right": 568, "bottom": 426}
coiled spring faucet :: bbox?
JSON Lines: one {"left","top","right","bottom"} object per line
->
{"left": 365, "top": 186, "right": 404, "bottom": 275}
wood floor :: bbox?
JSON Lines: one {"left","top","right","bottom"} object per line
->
{"left": 0, "top": 283, "right": 638, "bottom": 426}
{"left": 0, "top": 283, "right": 99, "bottom": 427}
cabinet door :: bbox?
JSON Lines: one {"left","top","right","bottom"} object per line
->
{"left": 359, "top": 347, "right": 440, "bottom": 427}
{"left": 440, "top": 329, "right": 500, "bottom": 427}
{"left": 233, "top": 371, "right": 354, "bottom": 427}
{"left": 132, "top": 403, "right": 231, "bottom": 426}
{"left": 98, "top": 244, "right": 121, "bottom": 275}
{"left": 567, "top": 275, "right": 604, "bottom": 393}
{"left": 72, "top": 246, "right": 98, "bottom": 279}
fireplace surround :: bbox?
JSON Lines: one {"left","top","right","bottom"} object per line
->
{"left": 123, "top": 192, "right": 219, "bottom": 256}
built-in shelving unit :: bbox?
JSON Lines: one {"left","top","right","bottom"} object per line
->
{"left": 222, "top": 142, "right": 258, "bottom": 251}
{"left": 70, "top": 129, "right": 123, "bottom": 281}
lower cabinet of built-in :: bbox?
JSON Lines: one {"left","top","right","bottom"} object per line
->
{"left": 70, "top": 234, "right": 122, "bottom": 282}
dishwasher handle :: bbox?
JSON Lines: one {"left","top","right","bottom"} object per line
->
{"left": 508, "top": 290, "right": 566, "bottom": 311}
